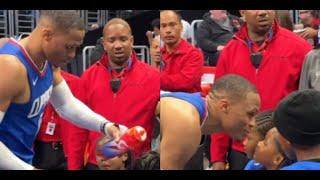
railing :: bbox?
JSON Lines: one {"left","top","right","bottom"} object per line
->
{"left": 190, "top": 19, "right": 203, "bottom": 46}
{"left": 0, "top": 10, "right": 8, "bottom": 37}
{"left": 14, "top": 10, "right": 37, "bottom": 35}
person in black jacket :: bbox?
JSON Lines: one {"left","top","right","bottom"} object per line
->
{"left": 196, "top": 10, "right": 242, "bottom": 66}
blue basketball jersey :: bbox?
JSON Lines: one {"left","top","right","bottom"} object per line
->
{"left": 281, "top": 161, "right": 320, "bottom": 170}
{"left": 160, "top": 91, "right": 207, "bottom": 124}
{"left": 0, "top": 38, "right": 53, "bottom": 164}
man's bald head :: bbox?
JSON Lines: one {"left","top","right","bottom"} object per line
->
{"left": 103, "top": 18, "right": 132, "bottom": 38}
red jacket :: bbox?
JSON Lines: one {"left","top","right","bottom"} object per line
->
{"left": 211, "top": 21, "right": 312, "bottom": 163}
{"left": 161, "top": 39, "right": 203, "bottom": 93}
{"left": 67, "top": 52, "right": 160, "bottom": 170}
{"left": 36, "top": 71, "right": 81, "bottom": 157}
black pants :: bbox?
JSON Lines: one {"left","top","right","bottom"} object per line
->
{"left": 227, "top": 149, "right": 249, "bottom": 170}
{"left": 183, "top": 135, "right": 205, "bottom": 170}
{"left": 33, "top": 140, "right": 67, "bottom": 170}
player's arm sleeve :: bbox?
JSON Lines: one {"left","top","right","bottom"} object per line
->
{"left": 0, "top": 112, "right": 34, "bottom": 170}
{"left": 50, "top": 80, "right": 126, "bottom": 138}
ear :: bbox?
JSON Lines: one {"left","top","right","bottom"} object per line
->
{"left": 273, "top": 154, "right": 284, "bottom": 167}
{"left": 130, "top": 35, "right": 134, "bottom": 46}
{"left": 240, "top": 10, "right": 246, "bottom": 21}
{"left": 218, "top": 98, "right": 230, "bottom": 114}
{"left": 102, "top": 37, "right": 108, "bottom": 51}
{"left": 240, "top": 10, "right": 245, "bottom": 17}
{"left": 41, "top": 27, "right": 54, "bottom": 41}
{"left": 120, "top": 153, "right": 128, "bottom": 162}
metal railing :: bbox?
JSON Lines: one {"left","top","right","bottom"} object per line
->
{"left": 14, "top": 10, "right": 37, "bottom": 35}
{"left": 133, "top": 45, "right": 150, "bottom": 65}
{"left": 0, "top": 10, "right": 8, "bottom": 37}
{"left": 82, "top": 45, "right": 96, "bottom": 72}
{"left": 190, "top": 19, "right": 203, "bottom": 46}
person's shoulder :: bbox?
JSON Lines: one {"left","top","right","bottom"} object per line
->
{"left": 184, "top": 41, "right": 203, "bottom": 55}
{"left": 61, "top": 70, "right": 80, "bottom": 81}
{"left": 0, "top": 55, "right": 27, "bottom": 92}
{"left": 0, "top": 54, "right": 26, "bottom": 75}
{"left": 280, "top": 162, "right": 298, "bottom": 170}
{"left": 135, "top": 60, "right": 160, "bottom": 77}
{"left": 277, "top": 27, "right": 311, "bottom": 47}
{"left": 80, "top": 62, "right": 102, "bottom": 80}
{"left": 221, "top": 36, "right": 240, "bottom": 52}
{"left": 305, "top": 49, "right": 320, "bottom": 62}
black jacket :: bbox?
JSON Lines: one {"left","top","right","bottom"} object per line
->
{"left": 196, "top": 12, "right": 242, "bottom": 66}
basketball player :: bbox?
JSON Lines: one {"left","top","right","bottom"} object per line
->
{"left": 0, "top": 10, "right": 127, "bottom": 170}
{"left": 158, "top": 74, "right": 260, "bottom": 169}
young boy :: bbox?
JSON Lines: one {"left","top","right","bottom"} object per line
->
{"left": 244, "top": 110, "right": 274, "bottom": 170}
{"left": 96, "top": 136, "right": 133, "bottom": 170}
{"left": 253, "top": 127, "right": 296, "bottom": 170}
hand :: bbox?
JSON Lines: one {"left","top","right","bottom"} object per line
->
{"left": 217, "top": 45, "right": 225, "bottom": 51}
{"left": 90, "top": 24, "right": 99, "bottom": 30}
{"left": 211, "top": 161, "right": 226, "bottom": 170}
{"left": 104, "top": 123, "right": 128, "bottom": 141}
{"left": 298, "top": 27, "right": 318, "bottom": 39}
{"left": 146, "top": 31, "right": 154, "bottom": 38}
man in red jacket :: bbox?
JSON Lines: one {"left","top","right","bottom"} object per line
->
{"left": 211, "top": 10, "right": 312, "bottom": 170}
{"left": 67, "top": 18, "right": 160, "bottom": 170}
{"left": 33, "top": 70, "right": 81, "bottom": 169}
{"left": 160, "top": 10, "right": 203, "bottom": 93}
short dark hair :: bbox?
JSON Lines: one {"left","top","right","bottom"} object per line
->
{"left": 151, "top": 18, "right": 160, "bottom": 29}
{"left": 211, "top": 74, "right": 258, "bottom": 102}
{"left": 255, "top": 110, "right": 275, "bottom": 138}
{"left": 103, "top": 18, "right": 132, "bottom": 37}
{"left": 39, "top": 10, "right": 85, "bottom": 32}
{"left": 133, "top": 151, "right": 160, "bottom": 170}
{"left": 95, "top": 135, "right": 133, "bottom": 170}
{"left": 160, "top": 10, "right": 182, "bottom": 22}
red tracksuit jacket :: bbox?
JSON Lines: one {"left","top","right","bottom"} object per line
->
{"left": 67, "top": 52, "right": 160, "bottom": 169}
{"left": 211, "top": 21, "right": 312, "bottom": 163}
{"left": 161, "top": 39, "right": 203, "bottom": 93}
{"left": 36, "top": 70, "right": 81, "bottom": 157}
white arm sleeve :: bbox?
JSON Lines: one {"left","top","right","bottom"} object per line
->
{"left": 0, "top": 113, "right": 34, "bottom": 170}
{"left": 0, "top": 141, "right": 34, "bottom": 170}
{"left": 0, "top": 111, "right": 4, "bottom": 124}
{"left": 50, "top": 80, "right": 117, "bottom": 136}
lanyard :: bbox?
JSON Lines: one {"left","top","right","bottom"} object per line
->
{"left": 107, "top": 58, "right": 133, "bottom": 79}
{"left": 246, "top": 28, "right": 273, "bottom": 53}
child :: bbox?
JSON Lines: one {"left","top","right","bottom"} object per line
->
{"left": 95, "top": 136, "right": 133, "bottom": 170}
{"left": 254, "top": 127, "right": 296, "bottom": 170}
{"left": 244, "top": 110, "right": 274, "bottom": 170}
